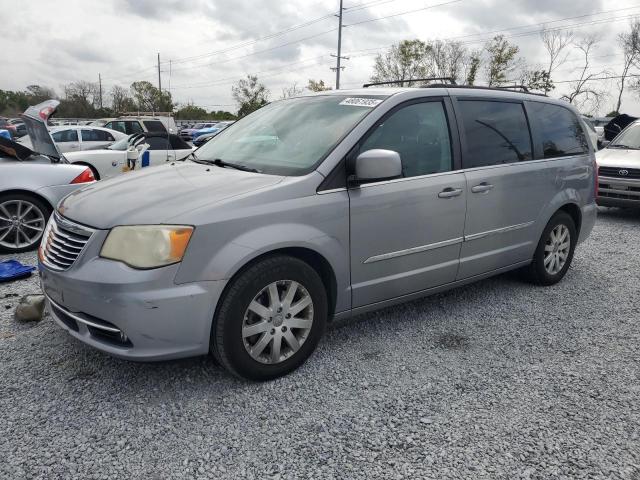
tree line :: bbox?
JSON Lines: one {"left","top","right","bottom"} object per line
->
{"left": 3, "top": 23, "right": 640, "bottom": 120}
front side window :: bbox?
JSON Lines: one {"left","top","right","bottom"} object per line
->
{"left": 52, "top": 129, "right": 78, "bottom": 142}
{"left": 357, "top": 101, "right": 452, "bottom": 178}
{"left": 607, "top": 122, "right": 640, "bottom": 150}
{"left": 528, "top": 102, "right": 589, "bottom": 158}
{"left": 195, "top": 95, "right": 385, "bottom": 175}
{"left": 458, "top": 100, "right": 532, "bottom": 168}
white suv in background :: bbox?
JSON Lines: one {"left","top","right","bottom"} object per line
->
{"left": 104, "top": 115, "right": 178, "bottom": 135}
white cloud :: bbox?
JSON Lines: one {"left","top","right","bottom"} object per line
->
{"left": 1, "top": 0, "right": 639, "bottom": 115}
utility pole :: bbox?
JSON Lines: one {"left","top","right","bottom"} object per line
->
{"left": 98, "top": 73, "right": 103, "bottom": 109}
{"left": 331, "top": 0, "right": 348, "bottom": 89}
{"left": 157, "top": 53, "right": 162, "bottom": 92}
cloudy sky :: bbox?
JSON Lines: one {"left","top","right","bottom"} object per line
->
{"left": 2, "top": 0, "right": 640, "bottom": 115}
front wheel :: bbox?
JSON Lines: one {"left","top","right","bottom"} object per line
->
{"left": 211, "top": 255, "right": 328, "bottom": 381}
{"left": 523, "top": 211, "right": 577, "bottom": 286}
{"left": 0, "top": 193, "right": 51, "bottom": 253}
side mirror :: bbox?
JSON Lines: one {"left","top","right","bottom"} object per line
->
{"left": 351, "top": 149, "right": 402, "bottom": 184}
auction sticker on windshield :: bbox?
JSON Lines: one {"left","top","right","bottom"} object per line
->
{"left": 339, "top": 98, "right": 383, "bottom": 107}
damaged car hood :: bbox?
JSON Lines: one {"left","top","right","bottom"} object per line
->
{"left": 58, "top": 162, "right": 284, "bottom": 229}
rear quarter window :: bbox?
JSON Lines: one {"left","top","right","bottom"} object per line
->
{"left": 143, "top": 120, "right": 167, "bottom": 132}
{"left": 457, "top": 100, "right": 533, "bottom": 168}
{"left": 528, "top": 102, "right": 589, "bottom": 158}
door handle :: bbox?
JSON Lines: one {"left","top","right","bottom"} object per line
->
{"left": 471, "top": 182, "right": 494, "bottom": 193}
{"left": 438, "top": 187, "right": 463, "bottom": 198}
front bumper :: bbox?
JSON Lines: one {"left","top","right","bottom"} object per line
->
{"left": 40, "top": 256, "right": 225, "bottom": 361}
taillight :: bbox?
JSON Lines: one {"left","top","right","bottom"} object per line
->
{"left": 70, "top": 168, "right": 95, "bottom": 184}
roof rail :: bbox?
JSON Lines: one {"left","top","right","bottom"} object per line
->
{"left": 362, "top": 77, "right": 457, "bottom": 88}
{"left": 424, "top": 84, "right": 548, "bottom": 97}
{"left": 494, "top": 85, "right": 530, "bottom": 93}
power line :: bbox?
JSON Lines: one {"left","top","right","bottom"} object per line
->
{"left": 344, "top": 0, "right": 463, "bottom": 27}
{"left": 172, "top": 55, "right": 328, "bottom": 89}
{"left": 341, "top": 9, "right": 640, "bottom": 63}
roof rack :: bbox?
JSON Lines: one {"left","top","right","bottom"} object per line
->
{"left": 118, "top": 112, "right": 174, "bottom": 117}
{"left": 362, "top": 77, "right": 457, "bottom": 88}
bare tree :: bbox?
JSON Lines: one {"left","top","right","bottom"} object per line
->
{"left": 427, "top": 40, "right": 467, "bottom": 83}
{"left": 615, "top": 20, "right": 640, "bottom": 114}
{"left": 110, "top": 85, "right": 136, "bottom": 113}
{"left": 64, "top": 80, "right": 99, "bottom": 108}
{"left": 561, "top": 36, "right": 609, "bottom": 113}
{"left": 541, "top": 29, "right": 574, "bottom": 75}
{"left": 280, "top": 82, "right": 304, "bottom": 100}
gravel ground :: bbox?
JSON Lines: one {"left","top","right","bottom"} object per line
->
{"left": 1, "top": 207, "right": 639, "bottom": 479}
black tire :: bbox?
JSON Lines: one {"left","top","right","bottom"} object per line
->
{"left": 211, "top": 255, "right": 327, "bottom": 381}
{"left": 0, "top": 193, "right": 52, "bottom": 254}
{"left": 523, "top": 211, "right": 577, "bottom": 286}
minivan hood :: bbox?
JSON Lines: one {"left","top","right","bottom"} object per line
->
{"left": 58, "top": 162, "right": 284, "bottom": 229}
{"left": 596, "top": 148, "right": 640, "bottom": 168}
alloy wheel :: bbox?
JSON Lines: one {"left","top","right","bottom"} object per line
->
{"left": 544, "top": 224, "right": 571, "bottom": 275}
{"left": 0, "top": 199, "right": 46, "bottom": 250}
{"left": 242, "top": 280, "right": 314, "bottom": 364}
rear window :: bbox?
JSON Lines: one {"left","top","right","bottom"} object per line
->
{"left": 528, "top": 103, "right": 589, "bottom": 158}
{"left": 143, "top": 120, "right": 167, "bottom": 132}
{"left": 458, "top": 100, "right": 532, "bottom": 168}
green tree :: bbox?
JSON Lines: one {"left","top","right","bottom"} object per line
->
{"left": 232, "top": 75, "right": 269, "bottom": 117}
{"left": 485, "top": 35, "right": 521, "bottom": 86}
{"left": 130, "top": 81, "right": 173, "bottom": 112}
{"left": 523, "top": 70, "right": 554, "bottom": 93}
{"left": 465, "top": 51, "right": 481, "bottom": 86}
{"left": 307, "top": 79, "right": 332, "bottom": 92}
{"left": 370, "top": 39, "right": 430, "bottom": 86}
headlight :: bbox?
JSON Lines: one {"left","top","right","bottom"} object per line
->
{"left": 100, "top": 225, "right": 194, "bottom": 269}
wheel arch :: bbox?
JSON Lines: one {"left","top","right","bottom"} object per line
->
{"left": 215, "top": 247, "right": 339, "bottom": 321}
{"left": 0, "top": 189, "right": 54, "bottom": 213}
{"left": 557, "top": 202, "right": 582, "bottom": 234}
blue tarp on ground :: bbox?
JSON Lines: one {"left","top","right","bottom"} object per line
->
{"left": 0, "top": 260, "right": 36, "bottom": 282}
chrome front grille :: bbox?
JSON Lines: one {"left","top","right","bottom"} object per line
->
{"left": 40, "top": 214, "right": 94, "bottom": 271}
{"left": 599, "top": 166, "right": 640, "bottom": 179}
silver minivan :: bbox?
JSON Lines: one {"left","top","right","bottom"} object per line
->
{"left": 39, "top": 87, "right": 597, "bottom": 380}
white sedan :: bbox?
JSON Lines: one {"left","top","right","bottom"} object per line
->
{"left": 63, "top": 132, "right": 195, "bottom": 180}
{"left": 19, "top": 126, "right": 127, "bottom": 153}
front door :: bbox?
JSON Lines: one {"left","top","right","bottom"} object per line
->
{"left": 349, "top": 98, "right": 467, "bottom": 308}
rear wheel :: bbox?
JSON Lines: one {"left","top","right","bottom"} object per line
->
{"left": 523, "top": 211, "right": 577, "bottom": 286}
{"left": 211, "top": 255, "right": 327, "bottom": 381}
{"left": 0, "top": 193, "right": 51, "bottom": 253}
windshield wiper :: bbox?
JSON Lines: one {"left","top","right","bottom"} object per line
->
{"left": 609, "top": 144, "right": 639, "bottom": 150}
{"left": 210, "top": 158, "right": 261, "bottom": 173}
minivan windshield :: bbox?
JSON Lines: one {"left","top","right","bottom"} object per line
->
{"left": 194, "top": 95, "right": 385, "bottom": 175}
{"left": 609, "top": 123, "right": 640, "bottom": 149}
